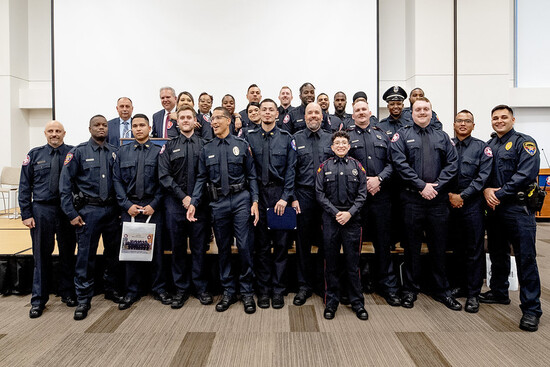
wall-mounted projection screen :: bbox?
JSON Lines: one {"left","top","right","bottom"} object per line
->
{"left": 54, "top": 0, "right": 378, "bottom": 144}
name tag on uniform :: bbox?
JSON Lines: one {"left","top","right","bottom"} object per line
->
{"left": 37, "top": 160, "right": 46, "bottom": 164}
{"left": 85, "top": 158, "right": 95, "bottom": 162}
{"left": 297, "top": 146, "right": 305, "bottom": 150}
{"left": 208, "top": 155, "right": 215, "bottom": 159}
{"left": 173, "top": 149, "right": 180, "bottom": 153}
{"left": 297, "top": 119, "right": 303, "bottom": 122}
{"left": 406, "top": 139, "right": 415, "bottom": 143}
{"left": 351, "top": 140, "right": 359, "bottom": 143}
{"left": 325, "top": 171, "right": 332, "bottom": 175}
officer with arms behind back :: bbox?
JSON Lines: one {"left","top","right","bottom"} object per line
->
{"left": 19, "top": 120, "right": 77, "bottom": 318}
{"left": 60, "top": 115, "right": 122, "bottom": 320}
{"left": 482, "top": 104, "right": 543, "bottom": 332}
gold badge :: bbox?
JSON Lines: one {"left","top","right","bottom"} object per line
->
{"left": 505, "top": 142, "right": 512, "bottom": 151}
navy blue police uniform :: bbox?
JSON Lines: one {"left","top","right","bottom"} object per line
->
{"left": 59, "top": 139, "right": 121, "bottom": 307}
{"left": 342, "top": 115, "right": 379, "bottom": 131}
{"left": 292, "top": 128, "right": 333, "bottom": 298}
{"left": 390, "top": 123, "right": 458, "bottom": 307}
{"left": 315, "top": 154, "right": 367, "bottom": 312}
{"left": 191, "top": 134, "right": 259, "bottom": 300}
{"left": 448, "top": 136, "right": 492, "bottom": 300}
{"left": 158, "top": 133, "right": 211, "bottom": 303}
{"left": 275, "top": 105, "right": 294, "bottom": 129}
{"left": 113, "top": 139, "right": 167, "bottom": 304}
{"left": 196, "top": 113, "right": 214, "bottom": 141}
{"left": 19, "top": 143, "right": 76, "bottom": 310}
{"left": 348, "top": 125, "right": 399, "bottom": 301}
{"left": 484, "top": 129, "right": 542, "bottom": 320}
{"left": 246, "top": 126, "right": 296, "bottom": 304}
{"left": 333, "top": 112, "right": 353, "bottom": 130}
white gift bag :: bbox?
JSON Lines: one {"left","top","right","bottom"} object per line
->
{"left": 486, "top": 254, "right": 519, "bottom": 291}
{"left": 119, "top": 216, "right": 156, "bottom": 262}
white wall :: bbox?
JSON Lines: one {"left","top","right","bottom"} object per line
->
{"left": 3, "top": 0, "right": 550, "bottom": 173}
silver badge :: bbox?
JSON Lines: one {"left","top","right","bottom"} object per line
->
{"left": 112, "top": 152, "right": 116, "bottom": 160}
{"left": 233, "top": 146, "right": 240, "bottom": 156}
{"left": 393, "top": 86, "right": 399, "bottom": 93}
{"left": 352, "top": 169, "right": 358, "bottom": 176}
{"left": 376, "top": 135, "right": 382, "bottom": 140}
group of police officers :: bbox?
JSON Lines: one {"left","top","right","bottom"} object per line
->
{"left": 19, "top": 83, "right": 542, "bottom": 332}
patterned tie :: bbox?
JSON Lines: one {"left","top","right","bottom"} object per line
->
{"left": 122, "top": 121, "right": 130, "bottom": 139}
{"left": 135, "top": 144, "right": 145, "bottom": 199}
{"left": 262, "top": 132, "right": 271, "bottom": 185}
{"left": 220, "top": 139, "right": 230, "bottom": 196}
{"left": 49, "top": 148, "right": 60, "bottom": 194}
{"left": 99, "top": 147, "right": 108, "bottom": 201}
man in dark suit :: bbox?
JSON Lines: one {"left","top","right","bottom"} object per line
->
{"left": 107, "top": 97, "right": 134, "bottom": 147}
{"left": 152, "top": 87, "right": 178, "bottom": 138}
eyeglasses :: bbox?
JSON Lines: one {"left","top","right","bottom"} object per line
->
{"left": 332, "top": 142, "right": 350, "bottom": 147}
{"left": 454, "top": 119, "right": 473, "bottom": 124}
{"left": 211, "top": 115, "right": 229, "bottom": 121}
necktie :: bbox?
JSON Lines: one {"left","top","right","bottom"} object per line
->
{"left": 122, "top": 121, "right": 129, "bottom": 138}
{"left": 164, "top": 113, "right": 170, "bottom": 138}
{"left": 363, "top": 129, "right": 374, "bottom": 175}
{"left": 99, "top": 147, "right": 108, "bottom": 201}
{"left": 311, "top": 132, "right": 320, "bottom": 172}
{"left": 262, "top": 133, "right": 270, "bottom": 185}
{"left": 49, "top": 148, "right": 60, "bottom": 194}
{"left": 136, "top": 145, "right": 145, "bottom": 199}
{"left": 421, "top": 128, "right": 436, "bottom": 183}
{"left": 186, "top": 138, "right": 195, "bottom": 196}
{"left": 338, "top": 159, "right": 347, "bottom": 203}
{"left": 220, "top": 139, "right": 230, "bottom": 196}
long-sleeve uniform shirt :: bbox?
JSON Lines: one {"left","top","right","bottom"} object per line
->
{"left": 293, "top": 128, "right": 333, "bottom": 188}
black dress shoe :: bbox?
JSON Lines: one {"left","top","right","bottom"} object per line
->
{"left": 355, "top": 307, "right": 369, "bottom": 321}
{"left": 257, "top": 294, "right": 270, "bottom": 309}
{"left": 153, "top": 291, "right": 173, "bottom": 305}
{"left": 242, "top": 295, "right": 256, "bottom": 314}
{"left": 61, "top": 296, "right": 78, "bottom": 307}
{"left": 465, "top": 297, "right": 479, "bottom": 313}
{"left": 104, "top": 291, "right": 124, "bottom": 304}
{"left": 293, "top": 290, "right": 312, "bottom": 306}
{"left": 324, "top": 307, "right": 336, "bottom": 320}
{"left": 272, "top": 294, "right": 285, "bottom": 309}
{"left": 435, "top": 296, "right": 462, "bottom": 311}
{"left": 171, "top": 292, "right": 189, "bottom": 309}
{"left": 216, "top": 294, "right": 237, "bottom": 312}
{"left": 198, "top": 292, "right": 213, "bottom": 305}
{"left": 384, "top": 292, "right": 401, "bottom": 307}
{"left": 401, "top": 293, "right": 416, "bottom": 309}
{"left": 519, "top": 314, "right": 540, "bottom": 332}
{"left": 29, "top": 305, "right": 44, "bottom": 319}
{"left": 74, "top": 304, "right": 90, "bottom": 321}
{"left": 119, "top": 295, "right": 140, "bottom": 310}
{"left": 479, "top": 291, "right": 511, "bottom": 305}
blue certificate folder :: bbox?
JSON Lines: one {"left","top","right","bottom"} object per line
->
{"left": 267, "top": 207, "right": 297, "bottom": 230}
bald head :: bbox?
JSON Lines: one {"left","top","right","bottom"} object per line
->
{"left": 44, "top": 120, "right": 66, "bottom": 148}
{"left": 305, "top": 102, "right": 323, "bottom": 132}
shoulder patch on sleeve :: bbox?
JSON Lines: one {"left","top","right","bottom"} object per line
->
{"left": 22, "top": 154, "right": 30, "bottom": 166}
{"left": 64, "top": 152, "right": 73, "bottom": 165}
{"left": 160, "top": 144, "right": 165, "bottom": 154}
{"left": 523, "top": 142, "right": 536, "bottom": 156}
{"left": 283, "top": 114, "right": 290, "bottom": 124}
{"left": 291, "top": 139, "right": 296, "bottom": 151}
{"left": 391, "top": 133, "right": 399, "bottom": 143}
{"left": 484, "top": 146, "right": 493, "bottom": 157}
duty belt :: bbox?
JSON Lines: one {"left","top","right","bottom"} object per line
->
{"left": 214, "top": 183, "right": 246, "bottom": 196}
{"left": 85, "top": 196, "right": 116, "bottom": 206}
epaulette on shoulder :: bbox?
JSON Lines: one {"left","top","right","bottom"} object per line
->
{"left": 372, "top": 125, "right": 382, "bottom": 131}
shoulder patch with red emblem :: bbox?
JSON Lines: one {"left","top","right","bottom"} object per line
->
{"left": 523, "top": 142, "right": 536, "bottom": 156}
{"left": 283, "top": 114, "right": 290, "bottom": 124}
{"left": 160, "top": 145, "right": 165, "bottom": 154}
{"left": 22, "top": 155, "right": 30, "bottom": 166}
{"left": 167, "top": 120, "right": 173, "bottom": 129}
{"left": 64, "top": 152, "right": 73, "bottom": 165}
{"left": 391, "top": 133, "right": 399, "bottom": 142}
{"left": 484, "top": 147, "right": 493, "bottom": 157}
{"left": 203, "top": 115, "right": 210, "bottom": 123}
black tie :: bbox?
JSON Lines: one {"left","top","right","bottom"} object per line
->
{"left": 311, "top": 131, "right": 320, "bottom": 172}
{"left": 421, "top": 128, "right": 436, "bottom": 183}
{"left": 99, "top": 147, "right": 108, "bottom": 201}
{"left": 262, "top": 132, "right": 271, "bottom": 185}
{"left": 49, "top": 148, "right": 60, "bottom": 194}
{"left": 220, "top": 139, "right": 230, "bottom": 196}
{"left": 136, "top": 145, "right": 145, "bottom": 199}
{"left": 363, "top": 129, "right": 374, "bottom": 176}
{"left": 186, "top": 138, "right": 195, "bottom": 196}
{"left": 338, "top": 159, "right": 347, "bottom": 203}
